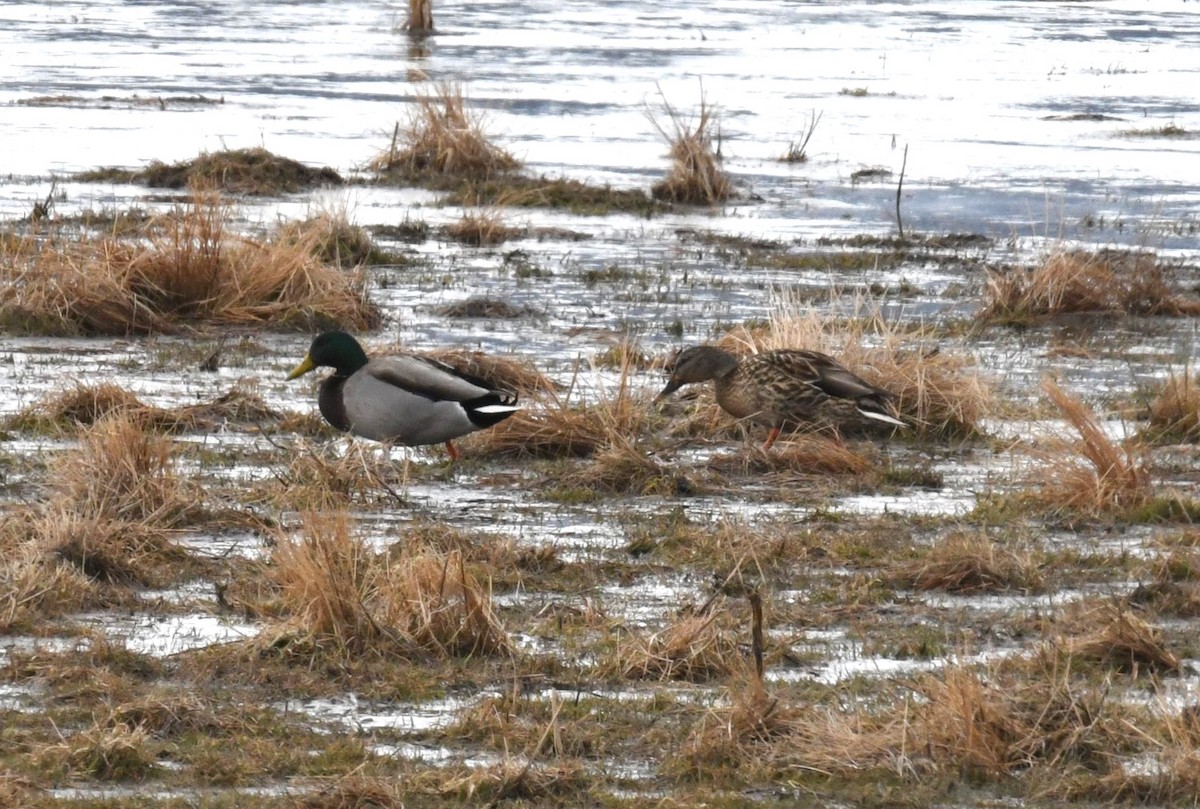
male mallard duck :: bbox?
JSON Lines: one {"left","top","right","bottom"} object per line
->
{"left": 656, "top": 345, "right": 904, "bottom": 449}
{"left": 287, "top": 331, "right": 519, "bottom": 460}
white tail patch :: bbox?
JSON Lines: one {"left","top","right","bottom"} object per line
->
{"left": 475, "top": 404, "right": 521, "bottom": 414}
{"left": 859, "top": 408, "right": 906, "bottom": 427}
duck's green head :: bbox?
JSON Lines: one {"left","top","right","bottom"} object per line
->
{"left": 655, "top": 345, "right": 739, "bottom": 400}
{"left": 287, "top": 331, "right": 370, "bottom": 379}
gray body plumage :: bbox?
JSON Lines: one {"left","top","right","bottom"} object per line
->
{"left": 341, "top": 354, "right": 502, "bottom": 445}
{"left": 289, "top": 331, "right": 520, "bottom": 457}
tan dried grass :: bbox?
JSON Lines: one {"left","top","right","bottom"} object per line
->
{"left": 0, "top": 530, "right": 100, "bottom": 632}
{"left": 0, "top": 190, "right": 380, "bottom": 335}
{"left": 368, "top": 83, "right": 520, "bottom": 180}
{"left": 1034, "top": 378, "right": 1152, "bottom": 516}
{"left": 667, "top": 675, "right": 899, "bottom": 781}
{"left": 36, "top": 721, "right": 158, "bottom": 781}
{"left": 405, "top": 0, "right": 433, "bottom": 35}
{"left": 56, "top": 414, "right": 195, "bottom": 526}
{"left": 982, "top": 249, "right": 1200, "bottom": 324}
{"left": 270, "top": 511, "right": 386, "bottom": 656}
{"left": 443, "top": 207, "right": 525, "bottom": 246}
{"left": 560, "top": 437, "right": 686, "bottom": 495}
{"left": 1064, "top": 602, "right": 1181, "bottom": 674}
{"left": 463, "top": 354, "right": 652, "bottom": 459}
{"left": 648, "top": 89, "right": 734, "bottom": 205}
{"left": 269, "top": 512, "right": 509, "bottom": 660}
{"left": 894, "top": 532, "right": 1040, "bottom": 594}
{"left": 425, "top": 348, "right": 555, "bottom": 397}
{"left": 38, "top": 509, "right": 191, "bottom": 588}
{"left": 916, "top": 658, "right": 1114, "bottom": 777}
{"left": 1145, "top": 367, "right": 1200, "bottom": 443}
{"left": 375, "top": 548, "right": 509, "bottom": 658}
{"left": 708, "top": 434, "right": 874, "bottom": 477}
{"left": 605, "top": 606, "right": 740, "bottom": 682}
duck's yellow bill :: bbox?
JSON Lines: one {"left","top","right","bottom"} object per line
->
{"left": 287, "top": 354, "right": 315, "bottom": 380}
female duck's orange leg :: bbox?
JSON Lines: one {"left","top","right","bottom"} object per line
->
{"left": 445, "top": 441, "right": 460, "bottom": 462}
{"left": 761, "top": 426, "right": 782, "bottom": 451}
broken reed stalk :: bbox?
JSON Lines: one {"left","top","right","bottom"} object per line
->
{"left": 749, "top": 590, "right": 764, "bottom": 684}
{"left": 406, "top": 0, "right": 433, "bottom": 35}
{"left": 895, "top": 143, "right": 908, "bottom": 240}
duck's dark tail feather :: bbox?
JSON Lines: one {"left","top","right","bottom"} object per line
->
{"left": 857, "top": 398, "right": 906, "bottom": 427}
{"left": 464, "top": 392, "right": 520, "bottom": 428}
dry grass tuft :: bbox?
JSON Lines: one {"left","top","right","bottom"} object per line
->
{"left": 263, "top": 446, "right": 392, "bottom": 512}
{"left": 436, "top": 760, "right": 588, "bottom": 803}
{"left": 299, "top": 775, "right": 408, "bottom": 809}
{"left": 443, "top": 207, "right": 525, "bottom": 245}
{"left": 276, "top": 209, "right": 382, "bottom": 268}
{"left": 8, "top": 381, "right": 286, "bottom": 436}
{"left": 463, "top": 357, "right": 652, "bottom": 459}
{"left": 1144, "top": 368, "right": 1200, "bottom": 443}
{"left": 721, "top": 296, "right": 994, "bottom": 438}
{"left": 40, "top": 509, "right": 191, "bottom": 587}
{"left": 0, "top": 529, "right": 100, "bottom": 632}
{"left": 434, "top": 295, "right": 537, "bottom": 319}
{"left": 917, "top": 658, "right": 1115, "bottom": 777}
{"left": 57, "top": 414, "right": 195, "bottom": 525}
{"left": 648, "top": 90, "right": 734, "bottom": 205}
{"left": 605, "top": 606, "right": 741, "bottom": 682}
{"left": 982, "top": 249, "right": 1200, "bottom": 324}
{"left": 893, "top": 532, "right": 1040, "bottom": 594}
{"left": 1032, "top": 377, "right": 1152, "bottom": 516}
{"left": 269, "top": 512, "right": 509, "bottom": 661}
{"left": 0, "top": 189, "right": 380, "bottom": 335}
{"left": 37, "top": 721, "right": 158, "bottom": 781}
{"left": 270, "top": 511, "right": 386, "bottom": 656}
{"left": 375, "top": 547, "right": 510, "bottom": 658}
{"left": 368, "top": 84, "right": 520, "bottom": 182}
{"left": 10, "top": 383, "right": 147, "bottom": 431}
{"left": 1064, "top": 602, "right": 1181, "bottom": 674}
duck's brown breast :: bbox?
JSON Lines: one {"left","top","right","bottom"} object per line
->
{"left": 713, "top": 371, "right": 770, "bottom": 424}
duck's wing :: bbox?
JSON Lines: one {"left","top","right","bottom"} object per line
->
{"left": 763, "top": 350, "right": 891, "bottom": 401}
{"left": 366, "top": 354, "right": 517, "bottom": 405}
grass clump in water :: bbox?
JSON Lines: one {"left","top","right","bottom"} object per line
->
{"left": 982, "top": 249, "right": 1200, "bottom": 325}
{"left": 648, "top": 89, "right": 734, "bottom": 205}
{"left": 368, "top": 83, "right": 521, "bottom": 184}
{"left": 1031, "top": 378, "right": 1154, "bottom": 519}
{"left": 75, "top": 147, "right": 343, "bottom": 195}
{"left": 1142, "top": 367, "right": 1200, "bottom": 444}
{"left": 0, "top": 190, "right": 381, "bottom": 335}
{"left": 265, "top": 512, "right": 510, "bottom": 665}
{"left": 891, "top": 532, "right": 1041, "bottom": 594}
{"left": 442, "top": 207, "right": 526, "bottom": 246}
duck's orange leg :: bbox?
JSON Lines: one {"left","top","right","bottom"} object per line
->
{"left": 761, "top": 426, "right": 782, "bottom": 451}
{"left": 445, "top": 441, "right": 460, "bottom": 462}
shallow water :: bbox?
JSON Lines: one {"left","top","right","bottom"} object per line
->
{"left": 3, "top": 2, "right": 1200, "bottom": 802}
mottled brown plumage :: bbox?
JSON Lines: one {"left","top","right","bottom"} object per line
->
{"left": 656, "top": 345, "right": 904, "bottom": 448}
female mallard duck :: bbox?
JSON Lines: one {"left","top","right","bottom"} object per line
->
{"left": 287, "top": 331, "right": 519, "bottom": 460}
{"left": 656, "top": 345, "right": 904, "bottom": 449}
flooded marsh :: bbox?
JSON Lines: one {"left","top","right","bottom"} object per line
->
{"left": 3, "top": 1, "right": 1200, "bottom": 807}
